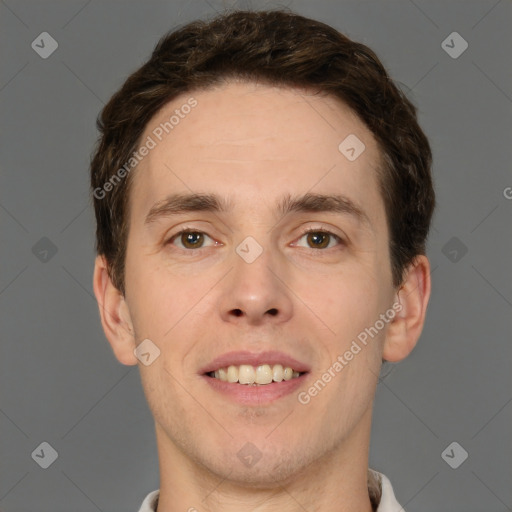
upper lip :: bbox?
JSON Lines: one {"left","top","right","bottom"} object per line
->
{"left": 199, "top": 350, "right": 311, "bottom": 374}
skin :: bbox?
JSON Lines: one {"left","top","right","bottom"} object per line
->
{"left": 93, "top": 81, "right": 431, "bottom": 512}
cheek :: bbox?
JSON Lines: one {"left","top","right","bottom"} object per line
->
{"left": 126, "top": 259, "right": 216, "bottom": 363}
{"left": 138, "top": 361, "right": 194, "bottom": 438}
{"left": 125, "top": 240, "right": 180, "bottom": 329}
{"left": 303, "top": 265, "right": 383, "bottom": 339}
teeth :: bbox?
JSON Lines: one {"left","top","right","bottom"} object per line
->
{"left": 256, "top": 364, "right": 273, "bottom": 384}
{"left": 238, "top": 364, "right": 255, "bottom": 384}
{"left": 227, "top": 365, "right": 238, "bottom": 383}
{"left": 273, "top": 364, "right": 284, "bottom": 382}
{"left": 210, "top": 364, "right": 303, "bottom": 385}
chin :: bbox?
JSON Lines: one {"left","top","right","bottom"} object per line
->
{"left": 201, "top": 442, "right": 317, "bottom": 488}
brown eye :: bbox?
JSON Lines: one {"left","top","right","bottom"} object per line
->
{"left": 168, "top": 230, "right": 215, "bottom": 250}
{"left": 296, "top": 229, "right": 342, "bottom": 250}
{"left": 306, "top": 232, "right": 331, "bottom": 249}
{"left": 180, "top": 231, "right": 204, "bottom": 249}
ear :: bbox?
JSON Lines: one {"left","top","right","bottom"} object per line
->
{"left": 382, "top": 255, "right": 432, "bottom": 362}
{"left": 92, "top": 255, "right": 138, "bottom": 366}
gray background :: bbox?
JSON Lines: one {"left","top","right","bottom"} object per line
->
{"left": 1, "top": 0, "right": 511, "bottom": 511}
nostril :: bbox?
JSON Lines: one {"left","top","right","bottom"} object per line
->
{"left": 267, "top": 308, "right": 278, "bottom": 316}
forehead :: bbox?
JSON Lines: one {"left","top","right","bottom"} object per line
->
{"left": 130, "top": 81, "right": 385, "bottom": 227}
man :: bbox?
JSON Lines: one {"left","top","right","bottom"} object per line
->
{"left": 91, "top": 9, "right": 434, "bottom": 512}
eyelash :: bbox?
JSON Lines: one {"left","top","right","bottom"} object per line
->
{"left": 166, "top": 227, "right": 344, "bottom": 253}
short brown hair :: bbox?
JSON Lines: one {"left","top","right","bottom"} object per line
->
{"left": 90, "top": 9, "right": 435, "bottom": 295}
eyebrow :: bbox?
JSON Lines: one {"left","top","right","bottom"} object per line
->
{"left": 144, "top": 191, "right": 372, "bottom": 229}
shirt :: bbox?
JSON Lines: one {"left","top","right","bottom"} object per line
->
{"left": 136, "top": 469, "right": 404, "bottom": 511}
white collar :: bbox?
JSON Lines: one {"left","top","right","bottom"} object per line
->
{"left": 373, "top": 470, "right": 405, "bottom": 511}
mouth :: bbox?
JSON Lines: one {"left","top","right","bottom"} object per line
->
{"left": 205, "top": 364, "right": 306, "bottom": 385}
{"left": 199, "top": 350, "right": 310, "bottom": 404}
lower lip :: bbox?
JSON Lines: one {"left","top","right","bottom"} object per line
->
{"left": 202, "top": 374, "right": 308, "bottom": 405}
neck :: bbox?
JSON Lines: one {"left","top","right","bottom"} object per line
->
{"left": 155, "top": 407, "right": 375, "bottom": 512}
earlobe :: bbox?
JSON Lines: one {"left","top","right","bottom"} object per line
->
{"left": 382, "top": 255, "right": 431, "bottom": 362}
{"left": 92, "top": 255, "right": 138, "bottom": 366}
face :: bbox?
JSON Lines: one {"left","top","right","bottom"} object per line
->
{"left": 118, "top": 81, "right": 399, "bottom": 485}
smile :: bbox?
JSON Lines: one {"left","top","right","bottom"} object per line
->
{"left": 207, "top": 364, "right": 304, "bottom": 385}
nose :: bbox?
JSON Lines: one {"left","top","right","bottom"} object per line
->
{"left": 218, "top": 245, "right": 294, "bottom": 327}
